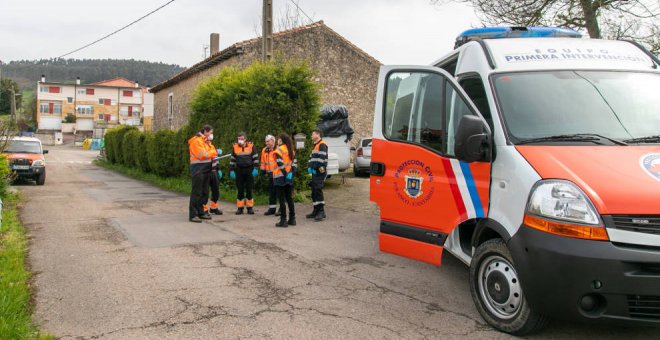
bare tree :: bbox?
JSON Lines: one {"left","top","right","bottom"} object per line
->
{"left": 254, "top": 0, "right": 315, "bottom": 36}
{"left": 432, "top": 0, "right": 660, "bottom": 54}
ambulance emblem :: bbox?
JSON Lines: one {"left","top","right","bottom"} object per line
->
{"left": 404, "top": 169, "right": 424, "bottom": 198}
{"left": 641, "top": 153, "right": 660, "bottom": 181}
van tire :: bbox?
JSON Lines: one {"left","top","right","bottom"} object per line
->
{"left": 36, "top": 172, "right": 46, "bottom": 186}
{"left": 469, "top": 238, "right": 549, "bottom": 335}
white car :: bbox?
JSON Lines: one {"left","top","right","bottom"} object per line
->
{"left": 353, "top": 137, "right": 372, "bottom": 176}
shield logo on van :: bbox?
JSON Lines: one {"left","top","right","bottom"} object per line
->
{"left": 404, "top": 169, "right": 424, "bottom": 198}
{"left": 641, "top": 154, "right": 660, "bottom": 181}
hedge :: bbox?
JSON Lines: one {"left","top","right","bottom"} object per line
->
{"left": 103, "top": 59, "right": 321, "bottom": 192}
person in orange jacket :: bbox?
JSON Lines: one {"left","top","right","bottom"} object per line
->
{"left": 260, "top": 134, "right": 278, "bottom": 215}
{"left": 273, "top": 133, "right": 297, "bottom": 227}
{"left": 188, "top": 125, "right": 214, "bottom": 223}
{"left": 203, "top": 133, "right": 223, "bottom": 215}
{"left": 229, "top": 132, "right": 259, "bottom": 215}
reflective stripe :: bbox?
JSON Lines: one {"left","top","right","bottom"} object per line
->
{"left": 313, "top": 201, "right": 325, "bottom": 205}
{"left": 246, "top": 199, "right": 254, "bottom": 207}
{"left": 190, "top": 159, "right": 212, "bottom": 164}
{"left": 269, "top": 205, "right": 277, "bottom": 208}
{"left": 315, "top": 151, "right": 327, "bottom": 156}
{"left": 309, "top": 158, "right": 327, "bottom": 163}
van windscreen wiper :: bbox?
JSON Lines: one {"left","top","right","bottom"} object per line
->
{"left": 517, "top": 134, "right": 627, "bottom": 146}
{"left": 623, "top": 135, "right": 660, "bottom": 144}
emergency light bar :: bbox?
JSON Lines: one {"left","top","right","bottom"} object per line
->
{"left": 455, "top": 26, "right": 582, "bottom": 48}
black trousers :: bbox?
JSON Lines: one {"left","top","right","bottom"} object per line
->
{"left": 209, "top": 171, "right": 219, "bottom": 203}
{"left": 189, "top": 167, "right": 210, "bottom": 219}
{"left": 276, "top": 184, "right": 295, "bottom": 219}
{"left": 235, "top": 167, "right": 254, "bottom": 206}
{"left": 267, "top": 174, "right": 277, "bottom": 209}
{"left": 310, "top": 174, "right": 326, "bottom": 206}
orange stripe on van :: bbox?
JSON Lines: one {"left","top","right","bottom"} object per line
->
{"left": 379, "top": 233, "right": 443, "bottom": 266}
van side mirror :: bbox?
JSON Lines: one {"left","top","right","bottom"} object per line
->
{"left": 43, "top": 150, "right": 49, "bottom": 154}
{"left": 455, "top": 115, "right": 491, "bottom": 163}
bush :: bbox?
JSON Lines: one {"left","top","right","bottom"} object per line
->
{"left": 0, "top": 155, "right": 11, "bottom": 196}
{"left": 188, "top": 58, "right": 321, "bottom": 190}
{"left": 104, "top": 125, "right": 137, "bottom": 164}
{"left": 122, "top": 129, "right": 143, "bottom": 168}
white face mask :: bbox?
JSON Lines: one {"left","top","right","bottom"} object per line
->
{"left": 207, "top": 134, "right": 214, "bottom": 141}
{"left": 238, "top": 139, "right": 245, "bottom": 145}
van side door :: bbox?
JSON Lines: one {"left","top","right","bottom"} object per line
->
{"left": 370, "top": 66, "right": 492, "bottom": 266}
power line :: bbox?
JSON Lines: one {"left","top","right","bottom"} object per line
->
{"left": 57, "top": 0, "right": 175, "bottom": 59}
{"left": 289, "top": 0, "right": 314, "bottom": 24}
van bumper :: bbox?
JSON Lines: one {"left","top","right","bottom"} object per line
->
{"left": 508, "top": 226, "right": 660, "bottom": 325}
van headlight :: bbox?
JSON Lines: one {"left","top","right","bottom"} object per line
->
{"left": 32, "top": 160, "right": 44, "bottom": 166}
{"left": 524, "top": 180, "right": 607, "bottom": 241}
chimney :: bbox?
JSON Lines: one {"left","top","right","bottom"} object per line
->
{"left": 134, "top": 81, "right": 139, "bottom": 88}
{"left": 210, "top": 33, "right": 220, "bottom": 55}
{"left": 76, "top": 77, "right": 81, "bottom": 85}
{"left": 41, "top": 74, "right": 45, "bottom": 82}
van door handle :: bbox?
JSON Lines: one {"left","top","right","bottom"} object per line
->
{"left": 370, "top": 162, "right": 385, "bottom": 176}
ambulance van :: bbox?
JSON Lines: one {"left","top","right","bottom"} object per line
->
{"left": 369, "top": 27, "right": 660, "bottom": 334}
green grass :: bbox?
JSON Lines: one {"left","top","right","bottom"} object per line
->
{"left": 0, "top": 192, "right": 52, "bottom": 339}
{"left": 94, "top": 160, "right": 279, "bottom": 205}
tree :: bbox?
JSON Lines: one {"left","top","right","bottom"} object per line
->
{"left": 0, "top": 78, "right": 20, "bottom": 115}
{"left": 433, "top": 0, "right": 660, "bottom": 54}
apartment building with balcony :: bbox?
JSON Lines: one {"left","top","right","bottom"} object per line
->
{"left": 36, "top": 76, "right": 153, "bottom": 132}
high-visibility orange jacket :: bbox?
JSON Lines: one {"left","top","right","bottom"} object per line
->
{"left": 230, "top": 142, "right": 259, "bottom": 170}
{"left": 208, "top": 142, "right": 219, "bottom": 169}
{"left": 189, "top": 135, "right": 212, "bottom": 165}
{"left": 260, "top": 146, "right": 277, "bottom": 173}
{"left": 273, "top": 144, "right": 293, "bottom": 186}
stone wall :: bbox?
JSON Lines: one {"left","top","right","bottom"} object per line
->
{"left": 153, "top": 24, "right": 380, "bottom": 146}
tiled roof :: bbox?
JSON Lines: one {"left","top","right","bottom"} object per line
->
{"left": 150, "top": 20, "right": 381, "bottom": 93}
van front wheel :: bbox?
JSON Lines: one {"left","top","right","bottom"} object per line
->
{"left": 469, "top": 238, "right": 548, "bottom": 335}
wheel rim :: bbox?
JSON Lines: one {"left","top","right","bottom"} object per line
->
{"left": 477, "top": 255, "right": 522, "bottom": 320}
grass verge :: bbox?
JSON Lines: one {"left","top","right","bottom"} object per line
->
{"left": 0, "top": 192, "right": 52, "bottom": 339}
{"left": 93, "top": 160, "right": 292, "bottom": 205}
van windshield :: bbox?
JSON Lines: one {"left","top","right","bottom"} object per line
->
{"left": 493, "top": 71, "right": 660, "bottom": 144}
{"left": 6, "top": 141, "right": 42, "bottom": 154}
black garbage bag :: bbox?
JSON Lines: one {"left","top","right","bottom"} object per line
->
{"left": 320, "top": 105, "right": 349, "bottom": 120}
{"left": 317, "top": 105, "right": 354, "bottom": 141}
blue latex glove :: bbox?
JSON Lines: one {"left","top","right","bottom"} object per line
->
{"left": 230, "top": 170, "right": 236, "bottom": 180}
{"left": 252, "top": 168, "right": 258, "bottom": 177}
{"left": 217, "top": 148, "right": 222, "bottom": 155}
{"left": 217, "top": 170, "right": 223, "bottom": 180}
{"left": 286, "top": 172, "right": 293, "bottom": 181}
{"left": 307, "top": 167, "right": 312, "bottom": 174}
{"left": 312, "top": 169, "right": 317, "bottom": 175}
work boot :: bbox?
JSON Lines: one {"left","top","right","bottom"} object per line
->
{"left": 199, "top": 214, "right": 212, "bottom": 220}
{"left": 189, "top": 216, "right": 202, "bottom": 223}
{"left": 235, "top": 208, "right": 244, "bottom": 215}
{"left": 264, "top": 208, "right": 276, "bottom": 216}
{"left": 306, "top": 206, "right": 319, "bottom": 219}
{"left": 210, "top": 208, "right": 223, "bottom": 215}
{"left": 314, "top": 207, "right": 326, "bottom": 221}
{"left": 287, "top": 217, "right": 297, "bottom": 226}
{"left": 247, "top": 207, "right": 255, "bottom": 215}
{"left": 276, "top": 213, "right": 288, "bottom": 228}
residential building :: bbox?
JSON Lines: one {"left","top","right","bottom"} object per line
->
{"left": 36, "top": 76, "right": 153, "bottom": 132}
{"left": 150, "top": 21, "right": 381, "bottom": 146}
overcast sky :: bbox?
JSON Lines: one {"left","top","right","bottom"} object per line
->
{"left": 0, "top": 0, "right": 480, "bottom": 67}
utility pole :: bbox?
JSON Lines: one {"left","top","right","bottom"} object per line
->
{"left": 10, "top": 88, "right": 16, "bottom": 124}
{"left": 262, "top": 0, "right": 273, "bottom": 61}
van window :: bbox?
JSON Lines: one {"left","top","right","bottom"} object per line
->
{"left": 445, "top": 85, "right": 476, "bottom": 156}
{"left": 493, "top": 71, "right": 660, "bottom": 143}
{"left": 384, "top": 72, "right": 445, "bottom": 152}
{"left": 459, "top": 77, "right": 493, "bottom": 130}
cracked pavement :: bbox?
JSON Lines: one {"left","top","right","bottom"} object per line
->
{"left": 20, "top": 145, "right": 652, "bottom": 339}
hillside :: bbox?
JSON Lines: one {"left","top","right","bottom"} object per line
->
{"left": 0, "top": 59, "right": 186, "bottom": 89}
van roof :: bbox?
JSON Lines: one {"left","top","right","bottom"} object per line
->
{"left": 463, "top": 38, "right": 657, "bottom": 73}
{"left": 7, "top": 136, "right": 42, "bottom": 143}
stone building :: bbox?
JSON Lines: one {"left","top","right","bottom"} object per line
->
{"left": 150, "top": 21, "right": 381, "bottom": 145}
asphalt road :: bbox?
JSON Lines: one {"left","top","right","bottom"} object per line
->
{"left": 19, "top": 145, "right": 653, "bottom": 339}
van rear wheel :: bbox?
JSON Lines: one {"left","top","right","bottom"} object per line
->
{"left": 469, "top": 238, "right": 548, "bottom": 335}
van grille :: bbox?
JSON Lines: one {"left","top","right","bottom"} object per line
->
{"left": 612, "top": 215, "right": 660, "bottom": 235}
{"left": 11, "top": 159, "right": 30, "bottom": 166}
{"left": 628, "top": 295, "right": 660, "bottom": 320}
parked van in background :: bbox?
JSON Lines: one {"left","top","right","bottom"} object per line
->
{"left": 369, "top": 27, "right": 660, "bottom": 334}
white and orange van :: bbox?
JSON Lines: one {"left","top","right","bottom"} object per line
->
{"left": 370, "top": 27, "right": 660, "bottom": 334}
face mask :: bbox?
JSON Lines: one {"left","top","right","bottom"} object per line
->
{"left": 207, "top": 134, "right": 214, "bottom": 141}
{"left": 238, "top": 139, "right": 245, "bottom": 146}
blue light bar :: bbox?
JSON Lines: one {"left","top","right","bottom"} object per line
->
{"left": 455, "top": 26, "right": 582, "bottom": 48}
